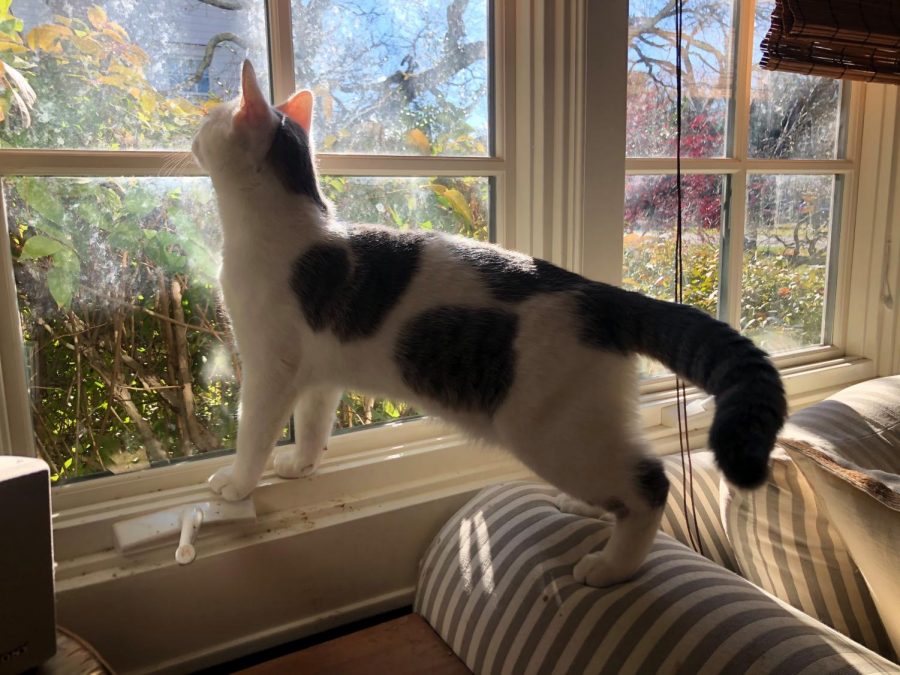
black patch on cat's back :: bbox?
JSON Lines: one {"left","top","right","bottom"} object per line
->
{"left": 635, "top": 458, "right": 669, "bottom": 509}
{"left": 450, "top": 243, "right": 586, "bottom": 302}
{"left": 267, "top": 111, "right": 328, "bottom": 212}
{"left": 290, "top": 228, "right": 424, "bottom": 341}
{"left": 395, "top": 306, "right": 518, "bottom": 414}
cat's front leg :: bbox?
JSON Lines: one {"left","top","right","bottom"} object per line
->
{"left": 209, "top": 357, "right": 301, "bottom": 501}
{"left": 274, "top": 387, "right": 342, "bottom": 479}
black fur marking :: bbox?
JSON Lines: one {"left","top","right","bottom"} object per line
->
{"left": 636, "top": 458, "right": 669, "bottom": 509}
{"left": 266, "top": 111, "right": 328, "bottom": 212}
{"left": 395, "top": 306, "right": 518, "bottom": 414}
{"left": 450, "top": 244, "right": 587, "bottom": 303}
{"left": 290, "top": 229, "right": 424, "bottom": 341}
{"left": 290, "top": 244, "right": 351, "bottom": 331}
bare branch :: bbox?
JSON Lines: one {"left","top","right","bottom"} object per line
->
{"left": 181, "top": 32, "right": 248, "bottom": 89}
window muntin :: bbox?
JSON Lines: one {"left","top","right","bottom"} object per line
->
{"left": 291, "top": 0, "right": 490, "bottom": 156}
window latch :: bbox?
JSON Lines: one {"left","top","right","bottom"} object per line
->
{"left": 113, "top": 499, "right": 256, "bottom": 565}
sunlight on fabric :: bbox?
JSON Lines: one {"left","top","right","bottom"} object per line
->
{"left": 458, "top": 511, "right": 495, "bottom": 594}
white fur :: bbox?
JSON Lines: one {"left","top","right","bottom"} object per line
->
{"left": 192, "top": 88, "right": 664, "bottom": 586}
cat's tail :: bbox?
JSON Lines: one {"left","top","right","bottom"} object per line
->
{"left": 579, "top": 284, "right": 787, "bottom": 488}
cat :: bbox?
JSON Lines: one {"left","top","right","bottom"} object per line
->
{"left": 191, "top": 60, "right": 786, "bottom": 587}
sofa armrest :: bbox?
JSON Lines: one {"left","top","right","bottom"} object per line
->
{"left": 415, "top": 482, "right": 899, "bottom": 674}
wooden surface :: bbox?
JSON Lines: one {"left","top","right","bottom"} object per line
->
{"left": 36, "top": 627, "right": 113, "bottom": 674}
{"left": 239, "top": 614, "right": 471, "bottom": 675}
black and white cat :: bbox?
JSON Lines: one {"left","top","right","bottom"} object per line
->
{"left": 191, "top": 61, "right": 786, "bottom": 587}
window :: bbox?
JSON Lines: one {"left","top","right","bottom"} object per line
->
{"left": 625, "top": 0, "right": 849, "bottom": 366}
{"left": 0, "top": 0, "right": 495, "bottom": 483}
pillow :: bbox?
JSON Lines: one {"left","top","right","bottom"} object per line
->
{"left": 777, "top": 375, "right": 900, "bottom": 657}
{"left": 415, "top": 482, "right": 898, "bottom": 675}
{"left": 659, "top": 451, "right": 739, "bottom": 572}
{"left": 721, "top": 448, "right": 894, "bottom": 657}
{"left": 787, "top": 445, "right": 900, "bottom": 659}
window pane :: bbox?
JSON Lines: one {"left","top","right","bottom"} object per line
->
{"left": 627, "top": 0, "right": 735, "bottom": 158}
{"left": 748, "top": 1, "right": 842, "bottom": 159}
{"left": 7, "top": 177, "right": 239, "bottom": 482}
{"left": 7, "top": 174, "right": 490, "bottom": 480}
{"left": 624, "top": 175, "right": 725, "bottom": 377}
{"left": 292, "top": 0, "right": 489, "bottom": 156}
{"left": 1, "top": 1, "right": 268, "bottom": 150}
{"left": 742, "top": 175, "right": 835, "bottom": 352}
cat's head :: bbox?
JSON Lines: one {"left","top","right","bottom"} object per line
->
{"left": 192, "top": 60, "right": 326, "bottom": 210}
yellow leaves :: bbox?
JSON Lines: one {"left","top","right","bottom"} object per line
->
{"left": 87, "top": 6, "right": 107, "bottom": 30}
{"left": 406, "top": 128, "right": 431, "bottom": 153}
{"left": 26, "top": 24, "right": 72, "bottom": 52}
{"left": 139, "top": 91, "right": 157, "bottom": 115}
{"left": 427, "top": 184, "right": 473, "bottom": 225}
{"left": 71, "top": 35, "right": 102, "bottom": 55}
{"left": 0, "top": 38, "right": 26, "bottom": 53}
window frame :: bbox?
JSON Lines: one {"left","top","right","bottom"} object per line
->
{"left": 0, "top": 0, "right": 887, "bottom": 518}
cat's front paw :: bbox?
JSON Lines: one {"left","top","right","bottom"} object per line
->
{"left": 573, "top": 551, "right": 636, "bottom": 588}
{"left": 208, "top": 465, "right": 256, "bottom": 501}
{"left": 274, "top": 449, "right": 320, "bottom": 479}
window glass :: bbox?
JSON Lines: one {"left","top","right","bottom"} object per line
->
{"left": 0, "top": 0, "right": 268, "bottom": 150}
{"left": 7, "top": 174, "right": 489, "bottom": 482}
{"left": 748, "top": 0, "right": 842, "bottom": 159}
{"left": 292, "top": 0, "right": 490, "bottom": 156}
{"left": 626, "top": 0, "right": 736, "bottom": 158}
{"left": 742, "top": 174, "right": 836, "bottom": 352}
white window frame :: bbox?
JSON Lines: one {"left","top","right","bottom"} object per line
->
{"left": 0, "top": 1, "right": 898, "bottom": 670}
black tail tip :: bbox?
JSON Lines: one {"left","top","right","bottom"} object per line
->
{"left": 709, "top": 422, "right": 776, "bottom": 489}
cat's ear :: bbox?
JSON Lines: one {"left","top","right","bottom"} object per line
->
{"left": 276, "top": 90, "right": 314, "bottom": 135}
{"left": 235, "top": 60, "right": 270, "bottom": 128}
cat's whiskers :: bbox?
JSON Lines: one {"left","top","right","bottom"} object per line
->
{"left": 159, "top": 152, "right": 194, "bottom": 177}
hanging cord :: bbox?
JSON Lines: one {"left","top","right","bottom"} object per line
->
{"left": 674, "top": 0, "right": 704, "bottom": 557}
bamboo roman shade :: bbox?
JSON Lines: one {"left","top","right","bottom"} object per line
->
{"left": 760, "top": 0, "right": 900, "bottom": 84}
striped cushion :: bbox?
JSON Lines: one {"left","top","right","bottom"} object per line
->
{"left": 659, "top": 451, "right": 738, "bottom": 572}
{"left": 722, "top": 448, "right": 895, "bottom": 658}
{"left": 415, "top": 482, "right": 899, "bottom": 674}
{"left": 780, "top": 375, "right": 900, "bottom": 476}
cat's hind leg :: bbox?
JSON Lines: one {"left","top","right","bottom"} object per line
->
{"left": 274, "top": 386, "right": 342, "bottom": 478}
{"left": 209, "top": 356, "right": 303, "bottom": 501}
{"left": 569, "top": 456, "right": 669, "bottom": 587}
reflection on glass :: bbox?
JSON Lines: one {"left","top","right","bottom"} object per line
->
{"left": 0, "top": 0, "right": 268, "bottom": 150}
{"left": 749, "top": 1, "right": 842, "bottom": 159}
{"left": 626, "top": 0, "right": 736, "bottom": 158}
{"left": 742, "top": 175, "right": 835, "bottom": 352}
{"left": 292, "top": 0, "right": 489, "bottom": 156}
{"left": 6, "top": 174, "right": 490, "bottom": 482}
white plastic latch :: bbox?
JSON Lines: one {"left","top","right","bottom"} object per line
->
{"left": 113, "top": 499, "right": 256, "bottom": 565}
{"left": 660, "top": 394, "right": 716, "bottom": 430}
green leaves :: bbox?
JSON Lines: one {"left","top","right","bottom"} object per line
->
{"left": 19, "top": 234, "right": 66, "bottom": 259}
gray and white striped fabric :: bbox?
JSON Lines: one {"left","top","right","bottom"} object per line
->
{"left": 721, "top": 376, "right": 900, "bottom": 659}
{"left": 722, "top": 448, "right": 895, "bottom": 658}
{"left": 414, "top": 482, "right": 899, "bottom": 675}
{"left": 659, "top": 451, "right": 738, "bottom": 572}
{"left": 779, "top": 375, "right": 900, "bottom": 477}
